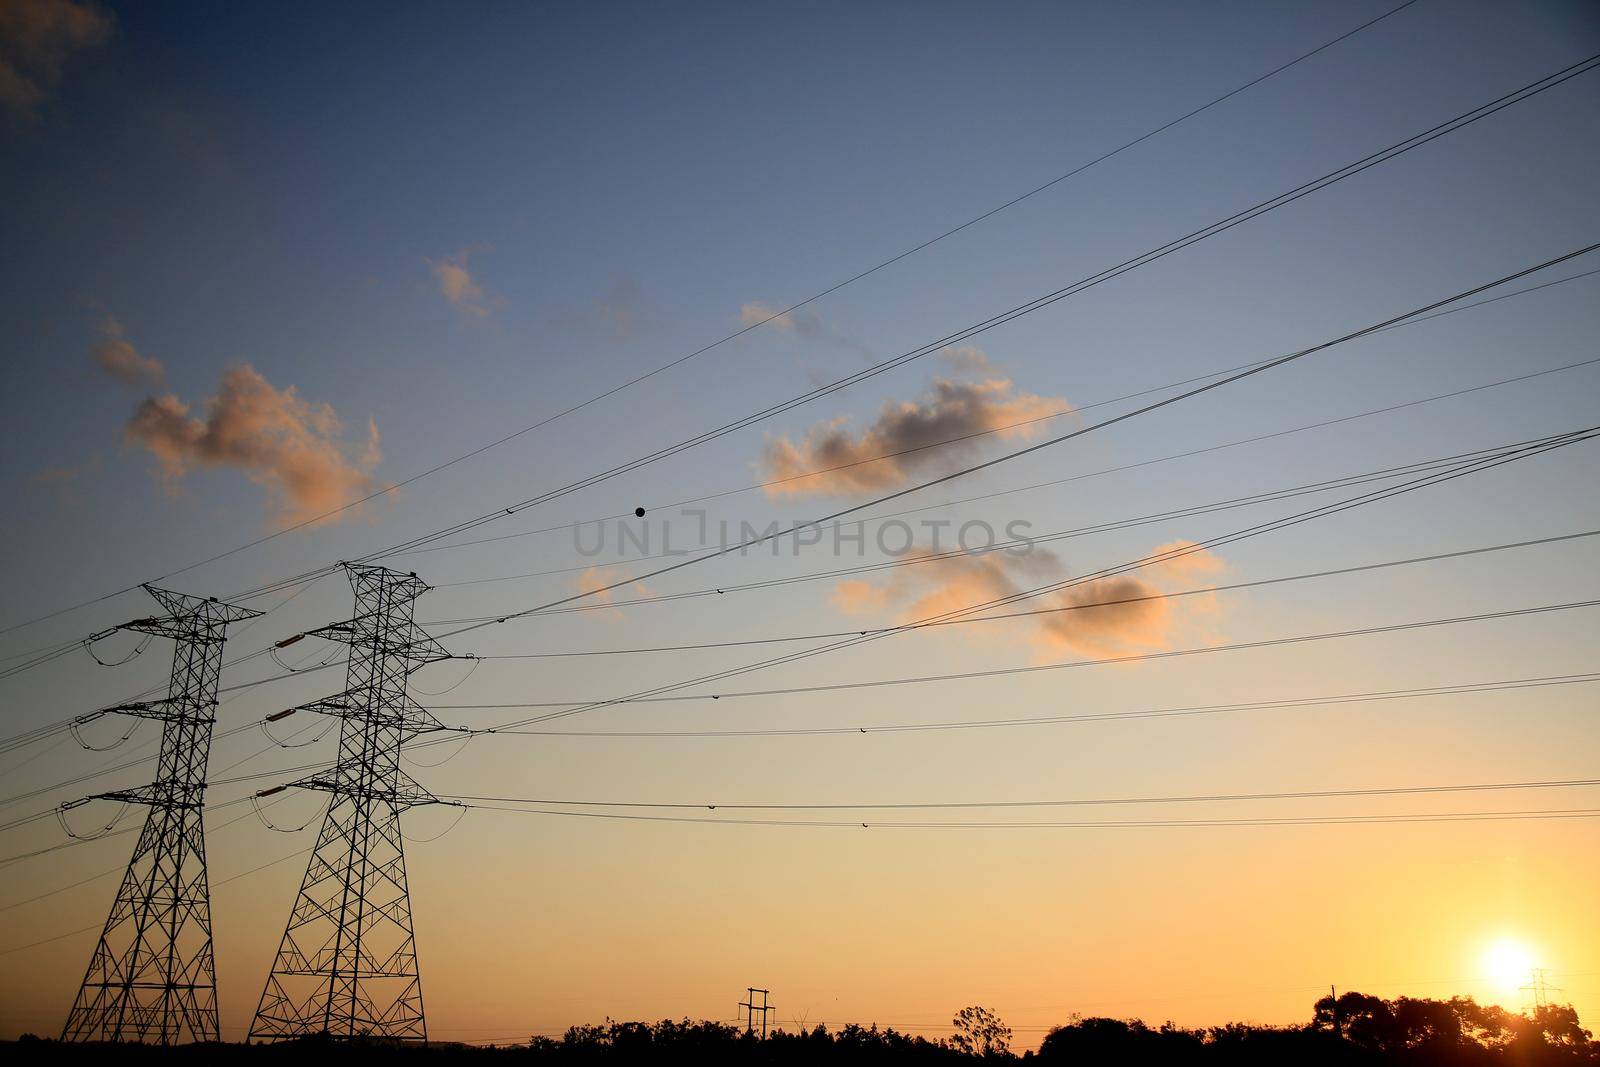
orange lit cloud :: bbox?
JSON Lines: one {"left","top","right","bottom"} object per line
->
{"left": 835, "top": 541, "right": 1224, "bottom": 656}
{"left": 123, "top": 363, "right": 381, "bottom": 526}
{"left": 90, "top": 316, "right": 163, "bottom": 385}
{"left": 761, "top": 374, "right": 1068, "bottom": 498}
{"left": 0, "top": 0, "right": 111, "bottom": 117}
{"left": 428, "top": 248, "right": 495, "bottom": 317}
{"left": 572, "top": 565, "right": 656, "bottom": 618}
{"left": 739, "top": 299, "right": 821, "bottom": 336}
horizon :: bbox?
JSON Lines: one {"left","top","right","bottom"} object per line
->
{"left": 1, "top": 0, "right": 1597, "bottom": 1050}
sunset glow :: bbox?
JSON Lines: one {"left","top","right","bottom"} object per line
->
{"left": 1482, "top": 938, "right": 1536, "bottom": 995}
{"left": 1, "top": 0, "right": 1597, "bottom": 1057}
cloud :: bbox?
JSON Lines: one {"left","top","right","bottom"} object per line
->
{"left": 940, "top": 345, "right": 994, "bottom": 375}
{"left": 760, "top": 374, "right": 1069, "bottom": 498}
{"left": 561, "top": 277, "right": 644, "bottom": 339}
{"left": 122, "top": 363, "right": 382, "bottom": 526}
{"left": 739, "top": 299, "right": 821, "bottom": 337}
{"left": 90, "top": 316, "right": 163, "bottom": 385}
{"left": 427, "top": 248, "right": 496, "bottom": 317}
{"left": 572, "top": 565, "right": 655, "bottom": 619}
{"left": 834, "top": 541, "right": 1225, "bottom": 657}
{"left": 33, "top": 453, "right": 100, "bottom": 496}
{"left": 0, "top": 0, "right": 112, "bottom": 117}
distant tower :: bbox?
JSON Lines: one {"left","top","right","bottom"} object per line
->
{"left": 739, "top": 987, "right": 774, "bottom": 1038}
{"left": 249, "top": 564, "right": 457, "bottom": 1042}
{"left": 61, "top": 586, "right": 261, "bottom": 1044}
{"left": 1522, "top": 969, "right": 1564, "bottom": 1011}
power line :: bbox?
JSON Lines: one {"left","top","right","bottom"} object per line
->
{"left": 0, "top": 2, "right": 1425, "bottom": 641}
{"left": 439, "top": 426, "right": 1598, "bottom": 734}
{"left": 0, "top": 841, "right": 313, "bottom": 959}
{"left": 227, "top": 57, "right": 1600, "bottom": 610}
{"left": 460, "top": 803, "right": 1600, "bottom": 831}
{"left": 0, "top": 578, "right": 330, "bottom": 766}
{"left": 349, "top": 60, "right": 1600, "bottom": 576}
{"left": 421, "top": 241, "right": 1600, "bottom": 643}
{"left": 406, "top": 295, "right": 1600, "bottom": 566}
{"left": 433, "top": 456, "right": 1597, "bottom": 625}
{"left": 453, "top": 672, "right": 1600, "bottom": 738}
{"left": 460, "top": 529, "right": 1600, "bottom": 654}
{"left": 441, "top": 777, "right": 1600, "bottom": 812}
{"left": 434, "top": 601, "right": 1600, "bottom": 713}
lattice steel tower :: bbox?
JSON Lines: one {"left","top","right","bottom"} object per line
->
{"left": 250, "top": 563, "right": 457, "bottom": 1042}
{"left": 62, "top": 585, "right": 261, "bottom": 1045}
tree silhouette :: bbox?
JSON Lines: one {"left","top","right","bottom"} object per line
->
{"left": 949, "top": 1006, "right": 1011, "bottom": 1057}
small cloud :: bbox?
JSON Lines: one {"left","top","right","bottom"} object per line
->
{"left": 832, "top": 578, "right": 892, "bottom": 617}
{"left": 835, "top": 542, "right": 1226, "bottom": 658}
{"left": 739, "top": 299, "right": 822, "bottom": 337}
{"left": 572, "top": 565, "right": 655, "bottom": 619}
{"left": 0, "top": 0, "right": 113, "bottom": 118}
{"left": 760, "top": 375, "right": 1069, "bottom": 498}
{"left": 90, "top": 316, "right": 163, "bottom": 385}
{"left": 560, "top": 277, "right": 644, "bottom": 340}
{"left": 427, "top": 248, "right": 497, "bottom": 317}
{"left": 34, "top": 452, "right": 101, "bottom": 497}
{"left": 122, "top": 363, "right": 382, "bottom": 527}
{"left": 940, "top": 344, "right": 993, "bottom": 375}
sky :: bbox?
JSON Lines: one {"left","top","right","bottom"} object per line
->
{"left": 1, "top": 0, "right": 1598, "bottom": 1048}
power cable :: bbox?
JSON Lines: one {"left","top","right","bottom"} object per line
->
{"left": 441, "top": 777, "right": 1600, "bottom": 812}
{"left": 0, "top": 1, "right": 1424, "bottom": 639}
{"left": 448, "top": 529, "right": 1600, "bottom": 656}
{"left": 225, "top": 58, "right": 1600, "bottom": 608}
{"left": 463, "top": 671, "right": 1600, "bottom": 738}
{"left": 436, "top": 601, "right": 1600, "bottom": 712}
{"left": 423, "top": 243, "right": 1600, "bottom": 642}
{"left": 423, "top": 426, "right": 1598, "bottom": 734}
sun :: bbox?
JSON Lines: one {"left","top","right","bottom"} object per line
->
{"left": 1481, "top": 938, "right": 1535, "bottom": 993}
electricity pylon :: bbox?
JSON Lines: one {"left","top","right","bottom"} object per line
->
{"left": 250, "top": 564, "right": 459, "bottom": 1042}
{"left": 61, "top": 586, "right": 261, "bottom": 1045}
{"left": 740, "top": 987, "right": 775, "bottom": 1038}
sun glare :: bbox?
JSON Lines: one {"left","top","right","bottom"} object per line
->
{"left": 1482, "top": 938, "right": 1536, "bottom": 993}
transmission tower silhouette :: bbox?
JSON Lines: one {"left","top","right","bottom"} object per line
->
{"left": 1522, "top": 968, "right": 1565, "bottom": 1011}
{"left": 61, "top": 586, "right": 261, "bottom": 1045}
{"left": 739, "top": 987, "right": 775, "bottom": 1038}
{"left": 250, "top": 563, "right": 459, "bottom": 1042}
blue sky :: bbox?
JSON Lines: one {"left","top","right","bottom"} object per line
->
{"left": 1, "top": 0, "right": 1598, "bottom": 1046}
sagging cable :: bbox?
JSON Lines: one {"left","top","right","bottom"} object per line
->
{"left": 56, "top": 798, "right": 129, "bottom": 841}
{"left": 69, "top": 713, "right": 139, "bottom": 752}
{"left": 250, "top": 788, "right": 324, "bottom": 833}
{"left": 409, "top": 655, "right": 480, "bottom": 696}
{"left": 260, "top": 713, "right": 334, "bottom": 749}
{"left": 401, "top": 730, "right": 473, "bottom": 769}
{"left": 401, "top": 803, "right": 467, "bottom": 843}
{"left": 83, "top": 629, "right": 151, "bottom": 667}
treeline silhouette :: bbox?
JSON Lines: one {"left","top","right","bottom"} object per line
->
{"left": 9, "top": 992, "right": 1595, "bottom": 1064}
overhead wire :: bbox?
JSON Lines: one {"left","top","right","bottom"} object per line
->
{"left": 435, "top": 602, "right": 1600, "bottom": 712}
{"left": 0, "top": 0, "right": 1425, "bottom": 639}
{"left": 429, "top": 450, "right": 1596, "bottom": 616}
{"left": 456, "top": 671, "right": 1600, "bottom": 738}
{"left": 449, "top": 529, "right": 1600, "bottom": 656}
{"left": 440, "top": 777, "right": 1600, "bottom": 812}
{"left": 224, "top": 55, "right": 1600, "bottom": 608}
{"left": 429, "top": 426, "right": 1599, "bottom": 734}
{"left": 404, "top": 285, "right": 1600, "bottom": 567}
{"left": 459, "top": 802, "right": 1600, "bottom": 831}
{"left": 421, "top": 242, "right": 1600, "bottom": 643}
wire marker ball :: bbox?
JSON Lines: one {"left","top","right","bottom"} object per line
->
{"left": 634, "top": 507, "right": 646, "bottom": 518}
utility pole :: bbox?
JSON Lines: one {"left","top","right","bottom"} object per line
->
{"left": 249, "top": 564, "right": 459, "bottom": 1042}
{"left": 1521, "top": 969, "right": 1563, "bottom": 1011}
{"left": 1330, "top": 985, "right": 1341, "bottom": 1038}
{"left": 61, "top": 586, "right": 261, "bottom": 1044}
{"left": 739, "top": 987, "right": 774, "bottom": 1038}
